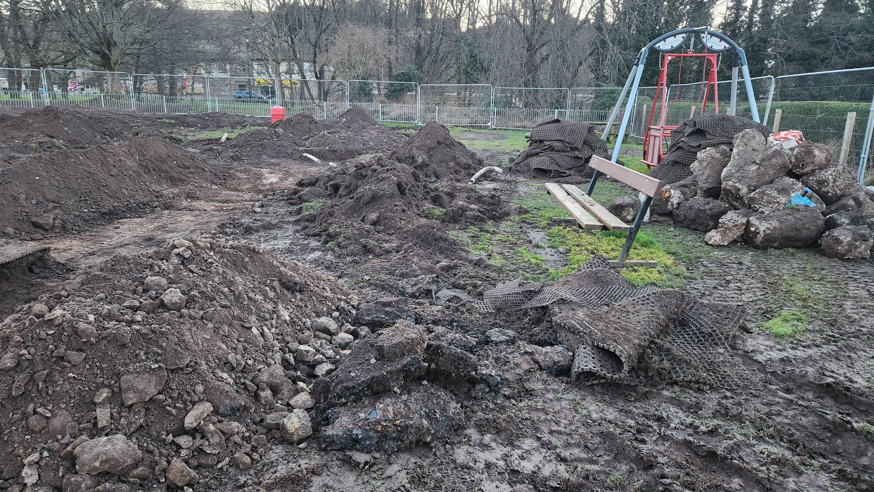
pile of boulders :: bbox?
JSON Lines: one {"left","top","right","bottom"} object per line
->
{"left": 651, "top": 128, "right": 874, "bottom": 259}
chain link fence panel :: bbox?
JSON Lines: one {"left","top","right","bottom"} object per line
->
{"left": 0, "top": 68, "right": 45, "bottom": 108}
{"left": 419, "top": 84, "right": 492, "bottom": 127}
{"left": 492, "top": 87, "right": 569, "bottom": 130}
{"left": 348, "top": 80, "right": 418, "bottom": 124}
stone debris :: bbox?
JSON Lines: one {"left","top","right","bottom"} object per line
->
{"left": 73, "top": 435, "right": 142, "bottom": 475}
{"left": 821, "top": 225, "right": 873, "bottom": 259}
{"left": 646, "top": 118, "right": 872, "bottom": 257}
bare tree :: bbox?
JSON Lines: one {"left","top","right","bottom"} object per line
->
{"left": 43, "top": 0, "right": 180, "bottom": 91}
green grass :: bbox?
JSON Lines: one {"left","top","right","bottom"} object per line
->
{"left": 183, "top": 126, "right": 264, "bottom": 141}
{"left": 422, "top": 206, "right": 447, "bottom": 222}
{"left": 511, "top": 182, "right": 687, "bottom": 286}
{"left": 764, "top": 309, "right": 811, "bottom": 339}
{"left": 294, "top": 199, "right": 325, "bottom": 215}
{"left": 449, "top": 127, "right": 529, "bottom": 153}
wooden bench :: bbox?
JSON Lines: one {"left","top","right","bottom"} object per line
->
{"left": 545, "top": 155, "right": 665, "bottom": 264}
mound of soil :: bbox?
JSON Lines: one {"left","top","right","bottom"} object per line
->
{"left": 289, "top": 156, "right": 509, "bottom": 259}
{"left": 0, "top": 106, "right": 130, "bottom": 156}
{"left": 0, "top": 137, "right": 225, "bottom": 237}
{"left": 0, "top": 236, "right": 356, "bottom": 489}
{"left": 389, "top": 122, "right": 484, "bottom": 181}
{"left": 220, "top": 111, "right": 405, "bottom": 163}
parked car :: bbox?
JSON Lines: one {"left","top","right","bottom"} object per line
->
{"left": 233, "top": 90, "right": 270, "bottom": 102}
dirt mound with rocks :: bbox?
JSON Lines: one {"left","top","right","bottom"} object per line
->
{"left": 0, "top": 137, "right": 225, "bottom": 238}
{"left": 288, "top": 155, "right": 509, "bottom": 259}
{"left": 219, "top": 112, "right": 405, "bottom": 163}
{"left": 390, "top": 122, "right": 484, "bottom": 181}
{"left": 0, "top": 236, "right": 362, "bottom": 490}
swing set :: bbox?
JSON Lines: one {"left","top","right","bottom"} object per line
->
{"left": 642, "top": 51, "right": 719, "bottom": 168}
{"left": 600, "top": 28, "right": 762, "bottom": 169}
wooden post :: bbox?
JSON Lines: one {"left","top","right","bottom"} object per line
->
{"left": 689, "top": 105, "right": 697, "bottom": 119}
{"left": 839, "top": 112, "right": 857, "bottom": 166}
{"left": 772, "top": 109, "right": 782, "bottom": 132}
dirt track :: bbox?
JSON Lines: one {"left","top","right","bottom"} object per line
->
{"left": 0, "top": 107, "right": 872, "bottom": 492}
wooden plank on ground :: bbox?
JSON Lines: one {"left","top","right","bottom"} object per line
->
{"left": 544, "top": 183, "right": 603, "bottom": 230}
{"left": 608, "top": 260, "right": 658, "bottom": 268}
{"left": 588, "top": 156, "right": 665, "bottom": 197}
{"left": 561, "top": 184, "right": 631, "bottom": 232}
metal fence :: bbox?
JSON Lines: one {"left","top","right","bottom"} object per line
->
{"left": 766, "top": 68, "right": 874, "bottom": 181}
{"left": 493, "top": 87, "right": 570, "bottom": 130}
{"left": 348, "top": 80, "right": 419, "bottom": 124}
{"left": 419, "top": 84, "right": 493, "bottom": 127}
{"left": 1, "top": 66, "right": 872, "bottom": 181}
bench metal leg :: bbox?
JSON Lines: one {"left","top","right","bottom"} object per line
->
{"left": 586, "top": 170, "right": 601, "bottom": 195}
{"left": 618, "top": 195, "right": 652, "bottom": 264}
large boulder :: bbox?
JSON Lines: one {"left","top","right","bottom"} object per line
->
{"left": 691, "top": 145, "right": 732, "bottom": 198}
{"left": 823, "top": 189, "right": 874, "bottom": 216}
{"left": 791, "top": 141, "right": 832, "bottom": 174}
{"left": 314, "top": 320, "right": 427, "bottom": 405}
{"left": 663, "top": 176, "right": 699, "bottom": 212}
{"left": 673, "top": 197, "right": 730, "bottom": 232}
{"left": 722, "top": 139, "right": 791, "bottom": 209}
{"left": 745, "top": 207, "right": 824, "bottom": 249}
{"left": 74, "top": 435, "right": 142, "bottom": 475}
{"left": 801, "top": 166, "right": 857, "bottom": 205}
{"left": 279, "top": 409, "right": 313, "bottom": 444}
{"left": 825, "top": 211, "right": 874, "bottom": 231}
{"left": 320, "top": 384, "right": 462, "bottom": 454}
{"left": 608, "top": 196, "right": 641, "bottom": 223}
{"left": 746, "top": 177, "right": 805, "bottom": 214}
{"left": 821, "top": 226, "right": 873, "bottom": 259}
{"left": 705, "top": 209, "right": 756, "bottom": 246}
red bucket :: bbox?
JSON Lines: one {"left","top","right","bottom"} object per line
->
{"left": 271, "top": 106, "right": 285, "bottom": 124}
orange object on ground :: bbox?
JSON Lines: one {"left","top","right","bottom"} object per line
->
{"left": 271, "top": 106, "right": 285, "bottom": 124}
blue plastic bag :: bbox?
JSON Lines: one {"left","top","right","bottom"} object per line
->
{"left": 788, "top": 192, "right": 816, "bottom": 208}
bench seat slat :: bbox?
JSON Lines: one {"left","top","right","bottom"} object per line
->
{"left": 544, "top": 184, "right": 603, "bottom": 230}
{"left": 561, "top": 184, "right": 631, "bottom": 232}
{"left": 589, "top": 156, "right": 665, "bottom": 198}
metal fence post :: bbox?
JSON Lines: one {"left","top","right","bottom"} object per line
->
{"left": 856, "top": 90, "right": 874, "bottom": 183}
{"left": 435, "top": 106, "right": 439, "bottom": 123}
{"left": 416, "top": 84, "right": 421, "bottom": 126}
{"left": 762, "top": 76, "right": 775, "bottom": 123}
{"left": 29, "top": 93, "right": 33, "bottom": 108}
{"left": 378, "top": 103, "right": 382, "bottom": 122}
{"left": 100, "top": 94, "right": 105, "bottom": 108}
{"left": 41, "top": 69, "right": 50, "bottom": 106}
{"left": 489, "top": 86, "right": 495, "bottom": 129}
{"left": 163, "top": 96, "right": 168, "bottom": 113}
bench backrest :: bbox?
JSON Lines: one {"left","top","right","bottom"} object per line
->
{"left": 589, "top": 156, "right": 665, "bottom": 198}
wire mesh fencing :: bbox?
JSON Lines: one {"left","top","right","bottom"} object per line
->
{"left": 42, "top": 69, "right": 134, "bottom": 110}
{"left": 667, "top": 75, "right": 774, "bottom": 122}
{"left": 568, "top": 87, "right": 623, "bottom": 126}
{"left": 0, "top": 68, "right": 45, "bottom": 108}
{"left": 767, "top": 68, "right": 874, "bottom": 179}
{"left": 492, "top": 87, "right": 569, "bottom": 129}
{"left": 348, "top": 80, "right": 418, "bottom": 124}
{"left": 419, "top": 84, "right": 493, "bottom": 127}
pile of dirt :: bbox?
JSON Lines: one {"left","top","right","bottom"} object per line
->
{"left": 0, "top": 137, "right": 225, "bottom": 238}
{"left": 389, "top": 121, "right": 484, "bottom": 181}
{"left": 219, "top": 110, "right": 405, "bottom": 163}
{"left": 653, "top": 128, "right": 874, "bottom": 258}
{"left": 289, "top": 155, "right": 509, "bottom": 259}
{"left": 510, "top": 119, "right": 609, "bottom": 178}
{"left": 0, "top": 236, "right": 361, "bottom": 490}
{"left": 650, "top": 113, "right": 771, "bottom": 184}
{"left": 0, "top": 106, "right": 131, "bottom": 157}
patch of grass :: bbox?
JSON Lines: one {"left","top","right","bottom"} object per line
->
{"left": 607, "top": 473, "right": 626, "bottom": 486}
{"left": 163, "top": 118, "right": 175, "bottom": 124}
{"left": 853, "top": 422, "right": 871, "bottom": 435}
{"left": 516, "top": 247, "right": 546, "bottom": 268}
{"left": 764, "top": 309, "right": 810, "bottom": 339}
{"left": 422, "top": 206, "right": 447, "bottom": 222}
{"left": 294, "top": 199, "right": 325, "bottom": 215}
{"left": 449, "top": 127, "right": 529, "bottom": 153}
{"left": 183, "top": 126, "right": 264, "bottom": 141}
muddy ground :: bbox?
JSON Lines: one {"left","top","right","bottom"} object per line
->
{"left": 0, "top": 107, "right": 872, "bottom": 492}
